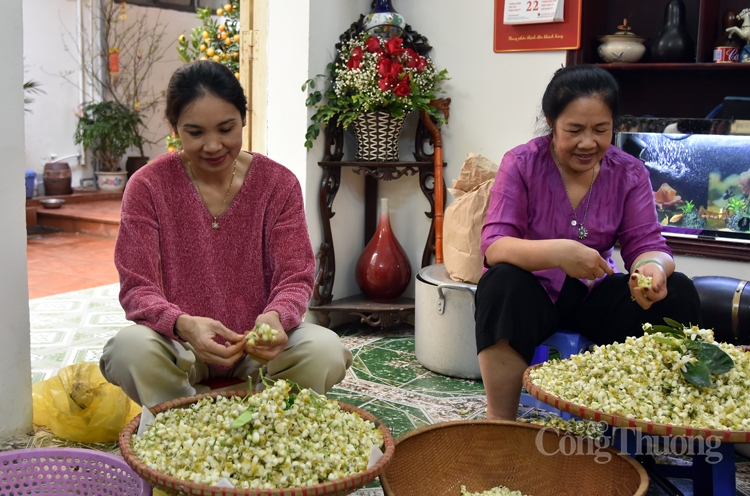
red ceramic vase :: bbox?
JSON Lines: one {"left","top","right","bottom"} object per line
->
{"left": 355, "top": 198, "right": 412, "bottom": 302}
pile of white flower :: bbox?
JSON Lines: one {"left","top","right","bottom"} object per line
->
{"left": 131, "top": 378, "right": 384, "bottom": 489}
{"left": 529, "top": 326, "right": 750, "bottom": 430}
{"left": 461, "top": 484, "right": 529, "bottom": 496}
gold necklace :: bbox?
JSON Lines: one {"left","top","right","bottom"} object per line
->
{"left": 552, "top": 143, "right": 597, "bottom": 240}
{"left": 185, "top": 154, "right": 237, "bottom": 229}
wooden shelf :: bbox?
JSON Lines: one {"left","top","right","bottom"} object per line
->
{"left": 569, "top": 0, "right": 750, "bottom": 118}
{"left": 312, "top": 112, "right": 449, "bottom": 328}
{"left": 309, "top": 295, "right": 415, "bottom": 328}
{"left": 665, "top": 235, "right": 750, "bottom": 262}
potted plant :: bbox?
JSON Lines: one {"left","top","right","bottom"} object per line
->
{"left": 63, "top": 1, "right": 170, "bottom": 177}
{"left": 302, "top": 32, "right": 448, "bottom": 160}
{"left": 74, "top": 101, "right": 144, "bottom": 192}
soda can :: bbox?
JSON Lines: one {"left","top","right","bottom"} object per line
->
{"left": 713, "top": 46, "right": 740, "bottom": 63}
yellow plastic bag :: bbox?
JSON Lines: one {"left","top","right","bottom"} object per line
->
{"left": 32, "top": 362, "right": 141, "bottom": 443}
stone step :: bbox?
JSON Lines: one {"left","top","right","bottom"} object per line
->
{"left": 31, "top": 191, "right": 122, "bottom": 239}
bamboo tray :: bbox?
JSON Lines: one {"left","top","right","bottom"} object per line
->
{"left": 522, "top": 365, "right": 750, "bottom": 443}
{"left": 119, "top": 390, "right": 395, "bottom": 496}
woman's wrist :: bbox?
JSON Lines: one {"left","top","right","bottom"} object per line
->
{"left": 174, "top": 314, "right": 191, "bottom": 340}
{"left": 632, "top": 258, "right": 664, "bottom": 272}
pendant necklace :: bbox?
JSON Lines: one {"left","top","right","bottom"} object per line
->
{"left": 552, "top": 144, "right": 597, "bottom": 240}
{"left": 185, "top": 154, "right": 237, "bottom": 229}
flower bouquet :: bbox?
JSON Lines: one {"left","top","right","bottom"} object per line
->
{"left": 303, "top": 32, "right": 448, "bottom": 157}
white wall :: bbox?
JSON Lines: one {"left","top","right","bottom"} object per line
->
{"left": 22, "top": 0, "right": 83, "bottom": 182}
{"left": 304, "top": 0, "right": 372, "bottom": 310}
{"left": 23, "top": 1, "right": 196, "bottom": 189}
{"left": 266, "top": 0, "right": 311, "bottom": 180}
{"left": 2, "top": 0, "right": 33, "bottom": 437}
{"left": 301, "top": 0, "right": 566, "bottom": 307}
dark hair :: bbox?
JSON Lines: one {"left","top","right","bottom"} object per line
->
{"left": 165, "top": 60, "right": 247, "bottom": 130}
{"left": 541, "top": 65, "right": 620, "bottom": 127}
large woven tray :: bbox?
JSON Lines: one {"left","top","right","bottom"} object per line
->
{"left": 523, "top": 365, "right": 750, "bottom": 443}
{"left": 380, "top": 420, "right": 649, "bottom": 496}
{"left": 119, "top": 390, "right": 395, "bottom": 496}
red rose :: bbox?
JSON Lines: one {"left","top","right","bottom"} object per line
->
{"left": 378, "top": 75, "right": 397, "bottom": 92}
{"left": 394, "top": 76, "right": 411, "bottom": 97}
{"left": 377, "top": 58, "right": 392, "bottom": 77}
{"left": 389, "top": 62, "right": 403, "bottom": 78}
{"left": 365, "top": 36, "right": 381, "bottom": 53}
{"left": 403, "top": 48, "right": 420, "bottom": 68}
{"left": 346, "top": 46, "right": 364, "bottom": 70}
{"left": 416, "top": 56, "right": 428, "bottom": 73}
{"left": 385, "top": 37, "right": 405, "bottom": 55}
{"left": 347, "top": 56, "right": 361, "bottom": 70}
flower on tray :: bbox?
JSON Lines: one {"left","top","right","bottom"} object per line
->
{"left": 302, "top": 32, "right": 449, "bottom": 148}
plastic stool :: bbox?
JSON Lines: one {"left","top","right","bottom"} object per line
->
{"left": 520, "top": 331, "right": 593, "bottom": 420}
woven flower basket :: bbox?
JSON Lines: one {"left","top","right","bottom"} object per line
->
{"left": 523, "top": 365, "right": 750, "bottom": 443}
{"left": 380, "top": 420, "right": 649, "bottom": 496}
{"left": 119, "top": 390, "right": 396, "bottom": 496}
{"left": 351, "top": 111, "right": 406, "bottom": 162}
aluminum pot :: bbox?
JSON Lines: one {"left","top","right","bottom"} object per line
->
{"left": 415, "top": 264, "right": 481, "bottom": 379}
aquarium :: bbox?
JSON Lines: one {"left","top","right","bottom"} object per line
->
{"left": 616, "top": 132, "right": 750, "bottom": 244}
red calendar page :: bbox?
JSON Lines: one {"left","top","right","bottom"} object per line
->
{"left": 494, "top": 0, "right": 582, "bottom": 53}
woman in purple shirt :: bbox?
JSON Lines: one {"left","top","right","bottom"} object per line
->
{"left": 475, "top": 65, "right": 701, "bottom": 421}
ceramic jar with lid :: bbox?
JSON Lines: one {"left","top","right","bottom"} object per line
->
{"left": 598, "top": 19, "right": 648, "bottom": 63}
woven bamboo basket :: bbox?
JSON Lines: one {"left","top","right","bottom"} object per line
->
{"left": 351, "top": 111, "right": 406, "bottom": 162}
{"left": 380, "top": 420, "right": 648, "bottom": 496}
{"left": 523, "top": 365, "right": 750, "bottom": 443}
{"left": 119, "top": 390, "right": 395, "bottom": 496}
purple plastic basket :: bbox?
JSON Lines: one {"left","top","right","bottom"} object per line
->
{"left": 0, "top": 448, "right": 151, "bottom": 495}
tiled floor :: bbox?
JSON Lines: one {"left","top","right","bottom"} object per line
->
{"left": 19, "top": 227, "right": 750, "bottom": 496}
{"left": 26, "top": 232, "right": 119, "bottom": 299}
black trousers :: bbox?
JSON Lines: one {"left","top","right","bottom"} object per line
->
{"left": 474, "top": 263, "right": 703, "bottom": 364}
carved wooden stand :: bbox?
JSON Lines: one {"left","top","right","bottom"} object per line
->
{"left": 309, "top": 102, "right": 450, "bottom": 328}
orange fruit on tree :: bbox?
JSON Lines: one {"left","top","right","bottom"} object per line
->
{"left": 233, "top": 34, "right": 240, "bottom": 42}
{"left": 206, "top": 47, "right": 215, "bottom": 57}
{"left": 224, "top": 38, "right": 232, "bottom": 46}
{"left": 218, "top": 24, "right": 226, "bottom": 32}
{"left": 216, "top": 8, "right": 223, "bottom": 15}
{"left": 212, "top": 55, "right": 221, "bottom": 62}
{"left": 199, "top": 55, "right": 208, "bottom": 61}
{"left": 199, "top": 43, "right": 207, "bottom": 51}
{"left": 167, "top": 146, "right": 176, "bottom": 152}
{"left": 224, "top": 4, "right": 232, "bottom": 12}
{"left": 178, "top": 34, "right": 185, "bottom": 42}
{"left": 202, "top": 30, "right": 209, "bottom": 39}
{"left": 234, "top": 72, "right": 240, "bottom": 79}
{"left": 221, "top": 32, "right": 228, "bottom": 39}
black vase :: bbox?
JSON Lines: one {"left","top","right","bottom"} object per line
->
{"left": 651, "top": 0, "right": 695, "bottom": 62}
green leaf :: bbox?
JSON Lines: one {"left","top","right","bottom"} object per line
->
{"left": 663, "top": 317, "right": 685, "bottom": 330}
{"left": 695, "top": 342, "right": 734, "bottom": 375}
{"left": 652, "top": 336, "right": 682, "bottom": 350}
{"left": 230, "top": 407, "right": 254, "bottom": 429}
{"left": 682, "top": 361, "right": 712, "bottom": 388}
{"left": 650, "top": 325, "right": 685, "bottom": 339}
{"left": 285, "top": 393, "right": 297, "bottom": 410}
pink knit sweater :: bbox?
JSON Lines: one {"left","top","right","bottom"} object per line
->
{"left": 115, "top": 151, "right": 315, "bottom": 358}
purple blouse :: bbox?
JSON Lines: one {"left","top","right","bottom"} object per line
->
{"left": 481, "top": 134, "right": 670, "bottom": 303}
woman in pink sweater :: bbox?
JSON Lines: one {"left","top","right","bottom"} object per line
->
{"left": 100, "top": 61, "right": 352, "bottom": 407}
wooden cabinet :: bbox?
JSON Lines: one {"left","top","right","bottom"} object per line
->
{"left": 309, "top": 113, "right": 448, "bottom": 328}
{"left": 568, "top": 0, "right": 750, "bottom": 118}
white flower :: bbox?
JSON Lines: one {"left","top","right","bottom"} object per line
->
{"left": 132, "top": 380, "right": 384, "bottom": 489}
{"left": 529, "top": 327, "right": 750, "bottom": 431}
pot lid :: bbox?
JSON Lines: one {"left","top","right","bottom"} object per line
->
{"left": 599, "top": 18, "right": 647, "bottom": 41}
{"left": 417, "top": 264, "right": 477, "bottom": 289}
